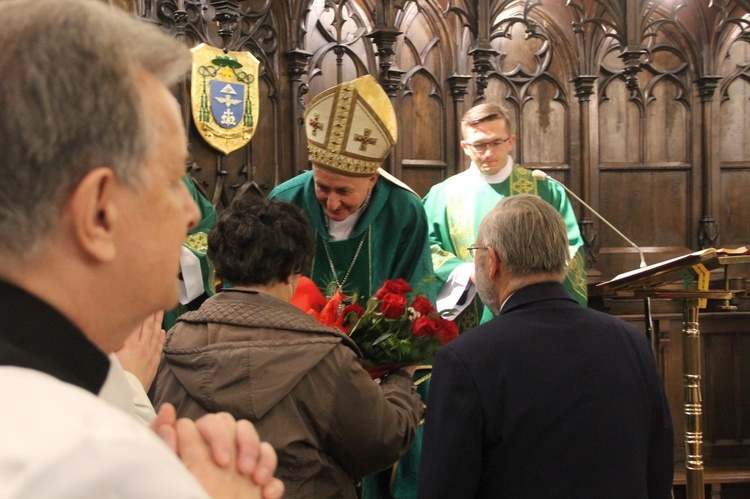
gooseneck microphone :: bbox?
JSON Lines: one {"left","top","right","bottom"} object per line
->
{"left": 532, "top": 169, "right": 655, "bottom": 353}
{"left": 531, "top": 169, "right": 647, "bottom": 268}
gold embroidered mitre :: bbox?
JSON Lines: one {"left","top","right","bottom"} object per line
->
{"left": 304, "top": 75, "right": 397, "bottom": 177}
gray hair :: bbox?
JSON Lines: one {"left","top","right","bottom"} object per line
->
{"left": 0, "top": 0, "right": 191, "bottom": 259}
{"left": 478, "top": 195, "right": 568, "bottom": 280}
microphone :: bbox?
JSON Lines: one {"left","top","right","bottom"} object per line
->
{"left": 532, "top": 170, "right": 656, "bottom": 355}
{"left": 531, "top": 169, "right": 647, "bottom": 268}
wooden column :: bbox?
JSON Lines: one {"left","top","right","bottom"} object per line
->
{"left": 573, "top": 75, "right": 599, "bottom": 274}
{"left": 367, "top": 26, "right": 404, "bottom": 176}
{"left": 448, "top": 74, "right": 472, "bottom": 175}
{"left": 697, "top": 76, "right": 722, "bottom": 249}
{"left": 468, "top": 0, "right": 495, "bottom": 101}
{"left": 285, "top": 48, "right": 312, "bottom": 179}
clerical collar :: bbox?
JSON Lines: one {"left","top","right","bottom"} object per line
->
{"left": 469, "top": 156, "right": 514, "bottom": 184}
{"left": 0, "top": 278, "right": 110, "bottom": 395}
{"left": 328, "top": 212, "right": 361, "bottom": 241}
{"left": 325, "top": 188, "right": 372, "bottom": 241}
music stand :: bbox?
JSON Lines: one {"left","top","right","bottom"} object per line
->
{"left": 599, "top": 249, "right": 735, "bottom": 499}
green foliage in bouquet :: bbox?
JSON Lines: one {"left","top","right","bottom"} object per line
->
{"left": 345, "top": 279, "right": 458, "bottom": 369}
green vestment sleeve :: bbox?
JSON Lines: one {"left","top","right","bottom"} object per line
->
{"left": 163, "top": 176, "right": 218, "bottom": 331}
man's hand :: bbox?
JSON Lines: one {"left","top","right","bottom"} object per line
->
{"left": 152, "top": 404, "right": 284, "bottom": 499}
{"left": 176, "top": 416, "right": 262, "bottom": 498}
{"left": 114, "top": 311, "right": 165, "bottom": 391}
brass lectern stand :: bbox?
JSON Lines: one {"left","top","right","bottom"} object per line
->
{"left": 599, "top": 249, "right": 737, "bottom": 499}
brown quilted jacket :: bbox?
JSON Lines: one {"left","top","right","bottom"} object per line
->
{"left": 153, "top": 289, "right": 423, "bottom": 498}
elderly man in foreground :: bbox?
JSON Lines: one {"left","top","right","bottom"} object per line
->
{"left": 0, "top": 0, "right": 282, "bottom": 497}
{"left": 418, "top": 195, "right": 674, "bottom": 498}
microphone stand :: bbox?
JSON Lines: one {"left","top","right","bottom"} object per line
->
{"left": 531, "top": 170, "right": 656, "bottom": 353}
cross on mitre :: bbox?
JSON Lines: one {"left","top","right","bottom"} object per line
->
{"left": 354, "top": 128, "right": 377, "bottom": 151}
{"left": 309, "top": 113, "right": 324, "bottom": 136}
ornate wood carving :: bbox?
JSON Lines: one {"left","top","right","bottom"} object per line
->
{"left": 134, "top": 0, "right": 750, "bottom": 272}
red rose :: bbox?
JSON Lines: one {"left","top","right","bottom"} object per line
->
{"left": 339, "top": 304, "right": 365, "bottom": 332}
{"left": 374, "top": 278, "right": 412, "bottom": 300}
{"left": 435, "top": 317, "right": 459, "bottom": 346}
{"left": 411, "top": 296, "right": 435, "bottom": 316}
{"left": 380, "top": 292, "right": 407, "bottom": 318}
{"left": 411, "top": 315, "right": 440, "bottom": 338}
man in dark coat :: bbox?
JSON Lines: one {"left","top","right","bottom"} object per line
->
{"left": 418, "top": 194, "right": 674, "bottom": 499}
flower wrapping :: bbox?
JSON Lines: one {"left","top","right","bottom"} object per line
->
{"left": 307, "top": 279, "right": 458, "bottom": 378}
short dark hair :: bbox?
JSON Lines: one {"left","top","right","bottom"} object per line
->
{"left": 208, "top": 197, "right": 315, "bottom": 286}
{"left": 461, "top": 102, "right": 513, "bottom": 138}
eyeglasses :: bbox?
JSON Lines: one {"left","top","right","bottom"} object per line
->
{"left": 467, "top": 137, "right": 510, "bottom": 153}
{"left": 467, "top": 245, "right": 490, "bottom": 258}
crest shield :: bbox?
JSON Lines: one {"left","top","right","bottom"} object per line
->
{"left": 191, "top": 44, "right": 259, "bottom": 155}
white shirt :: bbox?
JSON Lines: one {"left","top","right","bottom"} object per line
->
{"left": 0, "top": 366, "right": 208, "bottom": 499}
{"left": 466, "top": 156, "right": 514, "bottom": 185}
{"left": 99, "top": 354, "right": 157, "bottom": 425}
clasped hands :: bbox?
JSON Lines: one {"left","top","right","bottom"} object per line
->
{"left": 152, "top": 402, "right": 285, "bottom": 499}
{"left": 119, "top": 312, "right": 284, "bottom": 498}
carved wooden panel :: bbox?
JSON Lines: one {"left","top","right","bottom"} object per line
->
{"left": 720, "top": 80, "right": 750, "bottom": 162}
{"left": 720, "top": 74, "right": 750, "bottom": 248}
{"left": 401, "top": 74, "right": 446, "bottom": 196}
{"left": 522, "top": 79, "right": 568, "bottom": 166}
{"left": 395, "top": 1, "right": 450, "bottom": 182}
{"left": 703, "top": 332, "right": 750, "bottom": 446}
{"left": 598, "top": 80, "right": 642, "bottom": 164}
{"left": 402, "top": 160, "right": 447, "bottom": 197}
{"left": 484, "top": 77, "right": 520, "bottom": 133}
{"left": 721, "top": 169, "right": 750, "bottom": 246}
{"left": 645, "top": 80, "right": 689, "bottom": 164}
{"left": 620, "top": 312, "right": 750, "bottom": 463}
{"left": 600, "top": 170, "right": 690, "bottom": 246}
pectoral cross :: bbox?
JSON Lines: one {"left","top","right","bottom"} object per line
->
{"left": 354, "top": 128, "right": 377, "bottom": 151}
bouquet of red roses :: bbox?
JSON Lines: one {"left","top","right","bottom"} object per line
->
{"left": 308, "top": 278, "right": 458, "bottom": 377}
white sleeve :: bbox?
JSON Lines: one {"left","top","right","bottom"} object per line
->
{"left": 436, "top": 262, "right": 477, "bottom": 316}
{"left": 2, "top": 368, "right": 208, "bottom": 499}
{"left": 179, "top": 245, "right": 205, "bottom": 305}
{"left": 99, "top": 354, "right": 156, "bottom": 425}
{"left": 14, "top": 437, "right": 210, "bottom": 499}
{"left": 123, "top": 369, "right": 157, "bottom": 424}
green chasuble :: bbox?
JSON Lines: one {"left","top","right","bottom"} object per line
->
{"left": 163, "top": 176, "right": 218, "bottom": 331}
{"left": 270, "top": 170, "right": 435, "bottom": 499}
{"left": 422, "top": 165, "right": 588, "bottom": 331}
{"left": 269, "top": 170, "right": 436, "bottom": 303}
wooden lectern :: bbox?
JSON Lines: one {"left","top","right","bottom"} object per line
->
{"left": 599, "top": 249, "right": 743, "bottom": 499}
